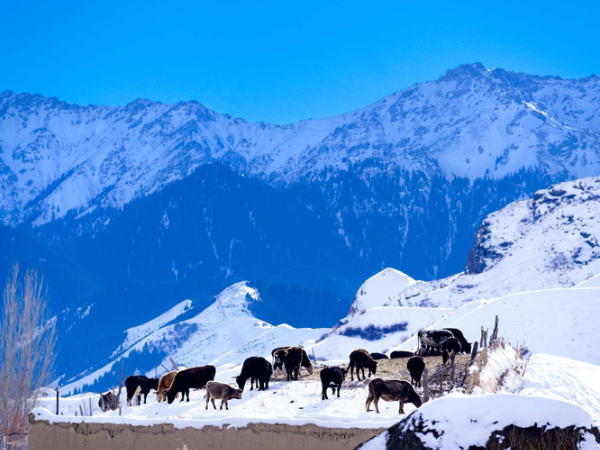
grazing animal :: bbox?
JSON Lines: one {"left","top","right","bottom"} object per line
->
{"left": 125, "top": 375, "right": 159, "bottom": 406}
{"left": 444, "top": 328, "right": 472, "bottom": 354}
{"left": 366, "top": 378, "right": 422, "bottom": 414}
{"left": 98, "top": 391, "right": 118, "bottom": 412}
{"left": 205, "top": 381, "right": 243, "bottom": 410}
{"left": 274, "top": 346, "right": 303, "bottom": 381}
{"left": 272, "top": 346, "right": 314, "bottom": 377}
{"left": 370, "top": 352, "right": 389, "bottom": 360}
{"left": 390, "top": 350, "right": 414, "bottom": 359}
{"left": 272, "top": 346, "right": 288, "bottom": 374}
{"left": 407, "top": 356, "right": 425, "bottom": 388}
{"left": 349, "top": 349, "right": 378, "bottom": 381}
{"left": 442, "top": 337, "right": 461, "bottom": 365}
{"left": 155, "top": 370, "right": 179, "bottom": 403}
{"left": 165, "top": 365, "right": 216, "bottom": 404}
{"left": 417, "top": 329, "right": 454, "bottom": 356}
{"left": 320, "top": 367, "right": 348, "bottom": 400}
{"left": 236, "top": 357, "right": 273, "bottom": 391}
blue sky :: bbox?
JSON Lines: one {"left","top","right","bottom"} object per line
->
{"left": 1, "top": 0, "right": 598, "bottom": 124}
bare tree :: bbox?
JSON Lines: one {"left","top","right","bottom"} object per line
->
{"left": 0, "top": 264, "right": 57, "bottom": 449}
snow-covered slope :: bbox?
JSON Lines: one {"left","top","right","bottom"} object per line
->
{"left": 392, "top": 287, "right": 600, "bottom": 365}
{"left": 62, "top": 282, "right": 329, "bottom": 394}
{"left": 521, "top": 353, "right": 600, "bottom": 425}
{"left": 3, "top": 63, "right": 600, "bottom": 224}
{"left": 373, "top": 177, "right": 600, "bottom": 308}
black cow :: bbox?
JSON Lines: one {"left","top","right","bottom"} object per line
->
{"left": 370, "top": 352, "right": 389, "bottom": 360}
{"left": 274, "top": 347, "right": 303, "bottom": 381}
{"left": 320, "top": 367, "right": 348, "bottom": 400}
{"left": 390, "top": 350, "right": 414, "bottom": 359}
{"left": 407, "top": 356, "right": 425, "bottom": 388}
{"left": 442, "top": 337, "right": 461, "bottom": 365}
{"left": 349, "top": 349, "right": 378, "bottom": 381}
{"left": 444, "top": 328, "right": 472, "bottom": 354}
{"left": 236, "top": 357, "right": 273, "bottom": 391}
{"left": 417, "top": 329, "right": 454, "bottom": 356}
{"left": 125, "top": 375, "right": 159, "bottom": 406}
{"left": 165, "top": 365, "right": 216, "bottom": 404}
{"left": 272, "top": 346, "right": 314, "bottom": 377}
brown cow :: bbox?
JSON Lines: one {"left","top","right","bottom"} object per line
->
{"left": 155, "top": 370, "right": 178, "bottom": 403}
{"left": 366, "top": 378, "right": 422, "bottom": 414}
{"left": 205, "top": 381, "right": 243, "bottom": 410}
{"left": 349, "top": 349, "right": 378, "bottom": 381}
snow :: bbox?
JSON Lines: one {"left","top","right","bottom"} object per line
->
{"left": 350, "top": 268, "right": 420, "bottom": 313}
{"left": 521, "top": 354, "right": 600, "bottom": 425}
{"left": 400, "top": 393, "right": 596, "bottom": 450}
{"left": 35, "top": 377, "right": 410, "bottom": 430}
{"left": 392, "top": 287, "right": 600, "bottom": 366}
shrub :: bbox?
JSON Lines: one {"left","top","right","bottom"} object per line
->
{"left": 339, "top": 322, "right": 408, "bottom": 341}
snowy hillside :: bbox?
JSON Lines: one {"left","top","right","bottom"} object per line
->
{"left": 373, "top": 177, "right": 600, "bottom": 308}
{"left": 3, "top": 64, "right": 600, "bottom": 224}
{"left": 392, "top": 287, "right": 600, "bottom": 365}
{"left": 62, "top": 282, "right": 329, "bottom": 394}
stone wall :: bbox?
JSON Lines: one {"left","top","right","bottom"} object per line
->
{"left": 29, "top": 415, "right": 386, "bottom": 450}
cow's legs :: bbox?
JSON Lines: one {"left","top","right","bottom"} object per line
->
{"left": 205, "top": 392, "right": 211, "bottom": 410}
{"left": 366, "top": 392, "right": 374, "bottom": 412}
{"left": 349, "top": 362, "right": 355, "bottom": 381}
{"left": 211, "top": 398, "right": 217, "bottom": 410}
{"left": 374, "top": 396, "right": 380, "bottom": 414}
{"left": 399, "top": 400, "right": 405, "bottom": 414}
{"left": 143, "top": 393, "right": 148, "bottom": 404}
{"left": 336, "top": 383, "right": 341, "bottom": 397}
{"left": 361, "top": 367, "right": 366, "bottom": 381}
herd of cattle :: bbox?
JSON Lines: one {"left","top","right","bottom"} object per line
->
{"left": 98, "top": 328, "right": 471, "bottom": 415}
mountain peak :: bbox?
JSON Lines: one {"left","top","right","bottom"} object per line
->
{"left": 440, "top": 62, "right": 488, "bottom": 81}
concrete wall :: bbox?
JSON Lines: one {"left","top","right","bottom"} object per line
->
{"left": 29, "top": 415, "right": 387, "bottom": 450}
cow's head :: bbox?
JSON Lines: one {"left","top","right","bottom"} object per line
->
{"left": 233, "top": 388, "right": 243, "bottom": 400}
{"left": 369, "top": 359, "right": 378, "bottom": 374}
{"left": 165, "top": 389, "right": 177, "bottom": 404}
{"left": 409, "top": 386, "right": 423, "bottom": 408}
{"left": 236, "top": 375, "right": 246, "bottom": 391}
{"left": 341, "top": 368, "right": 349, "bottom": 380}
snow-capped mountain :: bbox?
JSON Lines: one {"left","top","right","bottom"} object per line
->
{"left": 2, "top": 63, "right": 600, "bottom": 225}
{"left": 62, "top": 282, "right": 328, "bottom": 394}
{"left": 354, "top": 176, "right": 600, "bottom": 309}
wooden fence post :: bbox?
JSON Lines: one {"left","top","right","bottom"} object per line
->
{"left": 89, "top": 397, "right": 92, "bottom": 417}
{"left": 56, "top": 387, "right": 60, "bottom": 415}
{"left": 450, "top": 364, "right": 456, "bottom": 389}
{"left": 79, "top": 405, "right": 84, "bottom": 417}
{"left": 170, "top": 358, "right": 179, "bottom": 371}
{"left": 438, "top": 363, "right": 443, "bottom": 392}
{"left": 491, "top": 315, "right": 499, "bottom": 344}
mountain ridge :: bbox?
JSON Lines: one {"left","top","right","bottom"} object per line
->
{"left": 3, "top": 63, "right": 600, "bottom": 225}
